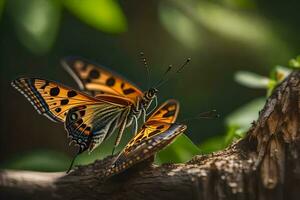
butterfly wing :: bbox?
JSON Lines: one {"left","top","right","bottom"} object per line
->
{"left": 12, "top": 77, "right": 132, "bottom": 152}
{"left": 105, "top": 99, "right": 186, "bottom": 177}
{"left": 11, "top": 77, "right": 100, "bottom": 122}
{"left": 105, "top": 123, "right": 187, "bottom": 177}
{"left": 62, "top": 56, "right": 143, "bottom": 100}
{"left": 122, "top": 99, "right": 180, "bottom": 157}
{"left": 146, "top": 99, "right": 180, "bottom": 123}
{"left": 65, "top": 103, "right": 131, "bottom": 152}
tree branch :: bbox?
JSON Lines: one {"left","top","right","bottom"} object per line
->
{"left": 1, "top": 71, "right": 300, "bottom": 200}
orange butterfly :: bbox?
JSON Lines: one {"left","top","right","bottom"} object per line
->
{"left": 12, "top": 57, "right": 160, "bottom": 158}
{"left": 105, "top": 99, "right": 187, "bottom": 177}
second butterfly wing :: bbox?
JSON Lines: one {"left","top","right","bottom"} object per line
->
{"left": 105, "top": 99, "right": 187, "bottom": 177}
{"left": 62, "top": 56, "right": 143, "bottom": 100}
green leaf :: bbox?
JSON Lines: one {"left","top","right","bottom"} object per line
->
{"left": 288, "top": 55, "right": 300, "bottom": 69}
{"left": 155, "top": 134, "right": 201, "bottom": 164}
{"left": 196, "top": 1, "right": 285, "bottom": 49}
{"left": 234, "top": 71, "right": 270, "bottom": 89}
{"left": 7, "top": 0, "right": 61, "bottom": 54}
{"left": 267, "top": 66, "right": 291, "bottom": 96}
{"left": 1, "top": 150, "right": 70, "bottom": 172}
{"left": 270, "top": 66, "right": 291, "bottom": 81}
{"left": 63, "top": 0, "right": 127, "bottom": 33}
{"left": 223, "top": 97, "right": 268, "bottom": 146}
{"left": 198, "top": 135, "right": 225, "bottom": 154}
{"left": 226, "top": 97, "right": 265, "bottom": 130}
{"left": 224, "top": 125, "right": 246, "bottom": 146}
{"left": 289, "top": 59, "right": 300, "bottom": 68}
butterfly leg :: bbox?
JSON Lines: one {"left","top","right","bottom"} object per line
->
{"left": 142, "top": 108, "right": 147, "bottom": 123}
{"left": 112, "top": 117, "right": 128, "bottom": 155}
{"left": 66, "top": 148, "right": 83, "bottom": 173}
{"left": 133, "top": 115, "right": 138, "bottom": 136}
{"left": 146, "top": 96, "right": 158, "bottom": 115}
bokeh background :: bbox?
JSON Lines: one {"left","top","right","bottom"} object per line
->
{"left": 1, "top": 0, "right": 299, "bottom": 171}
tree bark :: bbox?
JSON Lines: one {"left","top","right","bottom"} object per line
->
{"left": 1, "top": 71, "right": 300, "bottom": 200}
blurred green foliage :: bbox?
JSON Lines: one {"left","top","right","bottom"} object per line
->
{"left": 1, "top": 150, "right": 69, "bottom": 172}
{"left": 289, "top": 55, "right": 300, "bottom": 69}
{"left": 198, "top": 56, "right": 299, "bottom": 154}
{"left": 7, "top": 0, "right": 61, "bottom": 54}
{"left": 199, "top": 135, "right": 225, "bottom": 154}
{"left": 196, "top": 1, "right": 275, "bottom": 46}
{"left": 158, "top": 0, "right": 291, "bottom": 62}
{"left": 226, "top": 97, "right": 265, "bottom": 131}
{"left": 234, "top": 71, "right": 272, "bottom": 89}
{"left": 159, "top": 2, "right": 202, "bottom": 50}
{"left": 156, "top": 134, "right": 201, "bottom": 164}
{"left": 3, "top": 0, "right": 127, "bottom": 54}
{"left": 198, "top": 98, "right": 265, "bottom": 154}
{"left": 235, "top": 65, "right": 292, "bottom": 96}
{"left": 63, "top": 0, "right": 127, "bottom": 33}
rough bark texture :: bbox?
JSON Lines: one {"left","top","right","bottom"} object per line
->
{"left": 1, "top": 71, "right": 300, "bottom": 200}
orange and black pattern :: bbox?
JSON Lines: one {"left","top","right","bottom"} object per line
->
{"left": 11, "top": 77, "right": 97, "bottom": 122}
{"left": 62, "top": 56, "right": 142, "bottom": 100}
{"left": 11, "top": 77, "right": 130, "bottom": 153}
{"left": 146, "top": 99, "right": 179, "bottom": 124}
{"left": 105, "top": 99, "right": 187, "bottom": 177}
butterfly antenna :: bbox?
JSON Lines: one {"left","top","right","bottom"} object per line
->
{"left": 66, "top": 150, "right": 81, "bottom": 174}
{"left": 176, "top": 58, "right": 191, "bottom": 73}
{"left": 155, "top": 64, "right": 173, "bottom": 88}
{"left": 155, "top": 57, "right": 191, "bottom": 89}
{"left": 156, "top": 77, "right": 170, "bottom": 89}
{"left": 181, "top": 110, "right": 220, "bottom": 123}
{"left": 140, "top": 51, "right": 151, "bottom": 88}
{"left": 196, "top": 110, "right": 220, "bottom": 119}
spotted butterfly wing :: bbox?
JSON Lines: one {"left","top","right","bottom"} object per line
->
{"left": 105, "top": 99, "right": 187, "bottom": 177}
{"left": 11, "top": 77, "right": 132, "bottom": 152}
{"left": 146, "top": 99, "right": 179, "bottom": 123}
{"left": 62, "top": 56, "right": 142, "bottom": 100}
{"left": 11, "top": 77, "right": 99, "bottom": 122}
{"left": 65, "top": 102, "right": 131, "bottom": 152}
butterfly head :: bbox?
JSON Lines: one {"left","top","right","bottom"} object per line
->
{"left": 144, "top": 87, "right": 158, "bottom": 102}
{"left": 148, "top": 88, "right": 158, "bottom": 97}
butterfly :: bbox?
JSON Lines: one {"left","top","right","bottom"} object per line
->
{"left": 105, "top": 99, "right": 187, "bottom": 178}
{"left": 61, "top": 57, "right": 160, "bottom": 150}
{"left": 11, "top": 57, "right": 159, "bottom": 158}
